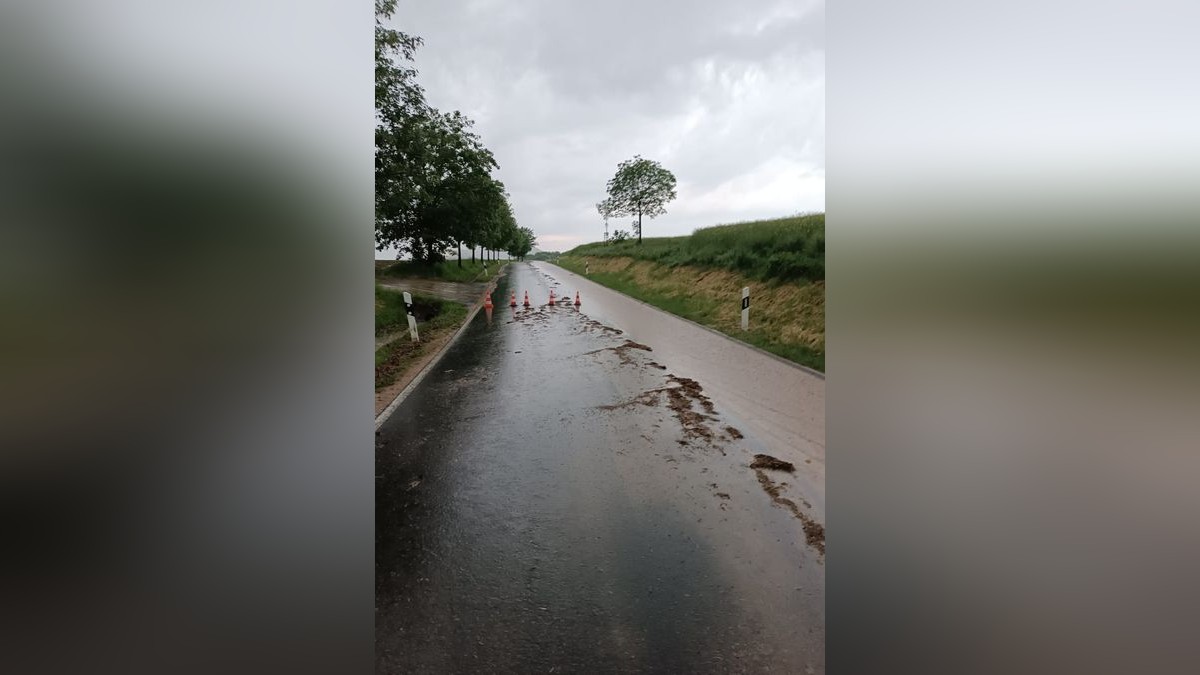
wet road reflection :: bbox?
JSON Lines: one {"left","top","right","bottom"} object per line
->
{"left": 376, "top": 263, "right": 824, "bottom": 673}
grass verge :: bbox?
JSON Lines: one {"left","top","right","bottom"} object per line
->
{"left": 567, "top": 213, "right": 823, "bottom": 283}
{"left": 555, "top": 256, "right": 824, "bottom": 372}
{"left": 376, "top": 259, "right": 507, "bottom": 283}
{"left": 375, "top": 288, "right": 468, "bottom": 389}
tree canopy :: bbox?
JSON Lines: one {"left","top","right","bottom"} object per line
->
{"left": 603, "top": 156, "right": 677, "bottom": 244}
{"left": 375, "top": 0, "right": 524, "bottom": 264}
{"left": 506, "top": 226, "right": 537, "bottom": 260}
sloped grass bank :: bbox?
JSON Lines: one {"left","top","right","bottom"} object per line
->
{"left": 568, "top": 214, "right": 823, "bottom": 283}
{"left": 555, "top": 257, "right": 824, "bottom": 372}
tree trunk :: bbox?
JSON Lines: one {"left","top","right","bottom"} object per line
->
{"left": 457, "top": 242, "right": 462, "bottom": 267}
{"left": 637, "top": 207, "right": 643, "bottom": 244}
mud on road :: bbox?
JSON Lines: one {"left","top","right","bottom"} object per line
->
{"left": 498, "top": 270, "right": 826, "bottom": 556}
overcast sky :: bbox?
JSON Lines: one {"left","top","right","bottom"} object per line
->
{"left": 386, "top": 0, "right": 824, "bottom": 253}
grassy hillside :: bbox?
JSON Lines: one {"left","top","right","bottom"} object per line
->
{"left": 568, "top": 213, "right": 823, "bottom": 282}
{"left": 558, "top": 214, "right": 825, "bottom": 371}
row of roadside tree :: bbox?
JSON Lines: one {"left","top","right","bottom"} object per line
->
{"left": 374, "top": 0, "right": 535, "bottom": 264}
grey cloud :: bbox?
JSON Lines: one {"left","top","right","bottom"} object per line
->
{"left": 386, "top": 0, "right": 824, "bottom": 253}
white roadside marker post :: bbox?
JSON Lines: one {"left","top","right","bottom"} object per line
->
{"left": 741, "top": 287, "right": 750, "bottom": 331}
{"left": 404, "top": 291, "right": 419, "bottom": 342}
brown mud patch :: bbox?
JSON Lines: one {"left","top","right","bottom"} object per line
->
{"left": 725, "top": 426, "right": 743, "bottom": 439}
{"left": 660, "top": 377, "right": 719, "bottom": 444}
{"left": 506, "top": 307, "right": 550, "bottom": 325}
{"left": 755, "top": 469, "right": 824, "bottom": 556}
{"left": 577, "top": 317, "right": 623, "bottom": 336}
{"left": 583, "top": 339, "right": 653, "bottom": 366}
{"left": 593, "top": 372, "right": 722, "bottom": 447}
{"left": 750, "top": 454, "right": 795, "bottom": 472}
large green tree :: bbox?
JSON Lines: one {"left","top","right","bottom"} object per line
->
{"left": 603, "top": 155, "right": 677, "bottom": 244}
{"left": 412, "top": 112, "right": 500, "bottom": 265}
{"left": 375, "top": 0, "right": 427, "bottom": 256}
{"left": 375, "top": 0, "right": 520, "bottom": 264}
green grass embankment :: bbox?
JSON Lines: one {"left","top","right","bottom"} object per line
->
{"left": 559, "top": 214, "right": 825, "bottom": 372}
{"left": 569, "top": 213, "right": 823, "bottom": 283}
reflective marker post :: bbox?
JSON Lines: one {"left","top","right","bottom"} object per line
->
{"left": 741, "top": 287, "right": 750, "bottom": 331}
{"left": 404, "top": 291, "right": 419, "bottom": 342}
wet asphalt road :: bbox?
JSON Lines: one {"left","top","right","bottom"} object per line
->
{"left": 376, "top": 262, "right": 824, "bottom": 673}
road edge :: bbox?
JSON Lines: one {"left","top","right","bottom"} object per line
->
{"left": 543, "top": 262, "right": 825, "bottom": 381}
{"left": 374, "top": 275, "right": 498, "bottom": 430}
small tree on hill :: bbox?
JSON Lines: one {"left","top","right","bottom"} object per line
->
{"left": 596, "top": 199, "right": 615, "bottom": 242}
{"left": 604, "top": 155, "right": 677, "bottom": 244}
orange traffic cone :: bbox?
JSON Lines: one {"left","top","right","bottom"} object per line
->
{"left": 574, "top": 291, "right": 581, "bottom": 306}
{"left": 523, "top": 290, "right": 531, "bottom": 307}
{"left": 484, "top": 292, "right": 493, "bottom": 309}
{"left": 509, "top": 291, "right": 517, "bottom": 307}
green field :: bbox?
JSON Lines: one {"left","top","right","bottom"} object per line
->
{"left": 567, "top": 213, "right": 823, "bottom": 283}
{"left": 376, "top": 258, "right": 507, "bottom": 283}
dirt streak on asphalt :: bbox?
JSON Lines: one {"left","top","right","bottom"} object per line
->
{"left": 533, "top": 261, "right": 825, "bottom": 519}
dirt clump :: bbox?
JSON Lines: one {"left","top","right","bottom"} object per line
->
{"left": 750, "top": 454, "right": 795, "bottom": 472}
{"left": 754, "top": 469, "right": 824, "bottom": 556}
{"left": 805, "top": 521, "right": 825, "bottom": 553}
{"left": 662, "top": 389, "right": 714, "bottom": 441}
{"left": 667, "top": 375, "right": 701, "bottom": 394}
{"left": 725, "top": 426, "right": 743, "bottom": 439}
